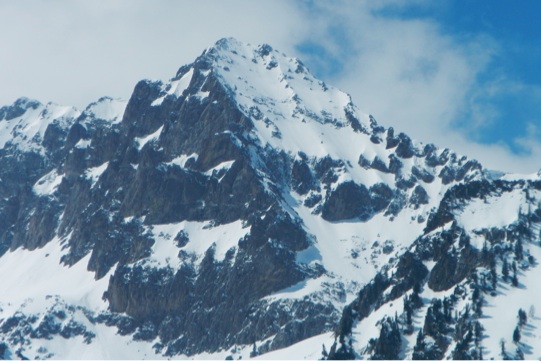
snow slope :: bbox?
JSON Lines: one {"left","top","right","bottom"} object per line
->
{"left": 0, "top": 38, "right": 538, "bottom": 359}
{"left": 0, "top": 98, "right": 80, "bottom": 153}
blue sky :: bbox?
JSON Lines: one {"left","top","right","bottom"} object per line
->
{"left": 295, "top": 1, "right": 541, "bottom": 161}
{"left": 0, "top": 0, "right": 540, "bottom": 172}
{"left": 416, "top": 0, "right": 541, "bottom": 154}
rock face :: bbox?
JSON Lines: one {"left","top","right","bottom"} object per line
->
{"left": 1, "top": 38, "right": 540, "bottom": 360}
{"left": 328, "top": 177, "right": 541, "bottom": 360}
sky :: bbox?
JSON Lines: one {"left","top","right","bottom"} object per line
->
{"left": 1, "top": 0, "right": 540, "bottom": 173}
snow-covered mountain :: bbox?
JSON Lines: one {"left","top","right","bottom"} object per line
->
{"left": 0, "top": 37, "right": 540, "bottom": 360}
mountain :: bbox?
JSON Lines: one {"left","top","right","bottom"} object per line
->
{"left": 0, "top": 37, "right": 540, "bottom": 360}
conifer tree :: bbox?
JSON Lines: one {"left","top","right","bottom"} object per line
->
{"left": 500, "top": 339, "right": 507, "bottom": 359}
{"left": 514, "top": 239, "right": 523, "bottom": 260}
{"left": 513, "top": 326, "right": 521, "bottom": 344}
{"left": 518, "top": 309, "right": 527, "bottom": 326}
{"left": 502, "top": 259, "right": 509, "bottom": 281}
{"left": 490, "top": 261, "right": 498, "bottom": 290}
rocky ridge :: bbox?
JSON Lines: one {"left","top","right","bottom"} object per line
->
{"left": 0, "top": 38, "right": 539, "bottom": 359}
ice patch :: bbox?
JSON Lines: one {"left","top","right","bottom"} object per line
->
{"left": 135, "top": 125, "right": 163, "bottom": 150}
{"left": 75, "top": 138, "right": 91, "bottom": 149}
{"left": 194, "top": 90, "right": 210, "bottom": 100}
{"left": 456, "top": 189, "right": 524, "bottom": 232}
{"left": 84, "top": 162, "right": 109, "bottom": 188}
{"left": 0, "top": 238, "right": 111, "bottom": 315}
{"left": 0, "top": 101, "right": 80, "bottom": 153}
{"left": 144, "top": 220, "right": 250, "bottom": 268}
{"left": 265, "top": 277, "right": 326, "bottom": 301}
{"left": 204, "top": 160, "right": 235, "bottom": 177}
{"left": 151, "top": 68, "right": 194, "bottom": 106}
{"left": 253, "top": 332, "right": 335, "bottom": 360}
{"left": 164, "top": 153, "right": 199, "bottom": 168}
{"left": 33, "top": 169, "right": 64, "bottom": 196}
{"left": 84, "top": 97, "right": 127, "bottom": 124}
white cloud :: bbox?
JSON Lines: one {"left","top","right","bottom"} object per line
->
{"left": 0, "top": 0, "right": 303, "bottom": 108}
{"left": 290, "top": 1, "right": 541, "bottom": 173}
{"left": 1, "top": 0, "right": 539, "bottom": 173}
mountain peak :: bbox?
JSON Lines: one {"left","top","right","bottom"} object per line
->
{"left": 81, "top": 96, "right": 127, "bottom": 124}
{"left": 0, "top": 97, "right": 42, "bottom": 121}
{"left": 0, "top": 97, "right": 80, "bottom": 153}
{"left": 3, "top": 38, "right": 537, "bottom": 360}
{"left": 203, "top": 37, "right": 276, "bottom": 60}
{"left": 208, "top": 36, "right": 250, "bottom": 53}
{"left": 180, "top": 38, "right": 371, "bottom": 152}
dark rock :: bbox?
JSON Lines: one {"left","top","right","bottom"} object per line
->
{"left": 387, "top": 154, "right": 402, "bottom": 174}
{"left": 455, "top": 160, "right": 482, "bottom": 181}
{"left": 424, "top": 207, "right": 454, "bottom": 235}
{"left": 428, "top": 245, "right": 480, "bottom": 291}
{"left": 345, "top": 108, "right": 368, "bottom": 134}
{"left": 0, "top": 342, "right": 8, "bottom": 359}
{"left": 291, "top": 158, "right": 315, "bottom": 195}
{"left": 395, "top": 133, "right": 415, "bottom": 159}
{"left": 60, "top": 320, "right": 88, "bottom": 339}
{"left": 120, "top": 164, "right": 207, "bottom": 224}
{"left": 314, "top": 156, "right": 344, "bottom": 179}
{"left": 262, "top": 302, "right": 337, "bottom": 352}
{"left": 385, "top": 127, "right": 399, "bottom": 149}
{"left": 321, "top": 182, "right": 372, "bottom": 221}
{"left": 257, "top": 43, "right": 273, "bottom": 57}
{"left": 389, "top": 252, "right": 429, "bottom": 300}
{"left": 133, "top": 321, "right": 158, "bottom": 341}
{"left": 371, "top": 157, "right": 390, "bottom": 173}
{"left": 0, "top": 98, "right": 41, "bottom": 121}
{"left": 395, "top": 176, "right": 416, "bottom": 190}
{"left": 121, "top": 80, "right": 164, "bottom": 138}
{"left": 370, "top": 317, "right": 401, "bottom": 360}
{"left": 193, "top": 133, "right": 242, "bottom": 172}
{"left": 384, "top": 192, "right": 407, "bottom": 217}
{"left": 416, "top": 226, "right": 458, "bottom": 262}
{"left": 425, "top": 148, "right": 450, "bottom": 167}
{"left": 412, "top": 166, "right": 435, "bottom": 183}
{"left": 1, "top": 315, "right": 24, "bottom": 334}
{"left": 42, "top": 120, "right": 70, "bottom": 160}
{"left": 358, "top": 154, "right": 372, "bottom": 169}
{"left": 103, "top": 206, "right": 311, "bottom": 355}
{"left": 439, "top": 166, "right": 456, "bottom": 185}
{"left": 107, "top": 264, "right": 194, "bottom": 321}
{"left": 421, "top": 143, "right": 437, "bottom": 158}
{"left": 370, "top": 135, "right": 382, "bottom": 144}
{"left": 369, "top": 115, "right": 384, "bottom": 133}
{"left": 32, "top": 315, "right": 62, "bottom": 340}
{"left": 411, "top": 185, "right": 429, "bottom": 208}
{"left": 349, "top": 273, "right": 391, "bottom": 324}
{"left": 304, "top": 193, "right": 322, "bottom": 208}
{"left": 174, "top": 230, "right": 189, "bottom": 247}
{"left": 369, "top": 183, "right": 394, "bottom": 212}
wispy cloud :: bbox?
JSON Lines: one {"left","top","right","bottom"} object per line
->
{"left": 292, "top": 1, "right": 541, "bottom": 173}
{"left": 0, "top": 0, "right": 302, "bottom": 108}
{"left": 1, "top": 1, "right": 540, "bottom": 173}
